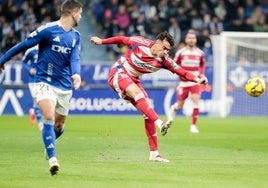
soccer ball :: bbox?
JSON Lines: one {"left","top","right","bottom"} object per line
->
{"left": 245, "top": 77, "right": 266, "bottom": 97}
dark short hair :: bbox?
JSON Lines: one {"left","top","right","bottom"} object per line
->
{"left": 186, "top": 29, "right": 196, "bottom": 36}
{"left": 61, "top": 0, "right": 82, "bottom": 16}
{"left": 156, "top": 31, "right": 175, "bottom": 47}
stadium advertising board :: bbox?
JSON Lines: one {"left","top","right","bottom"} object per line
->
{"left": 0, "top": 88, "right": 212, "bottom": 116}
{"left": 227, "top": 65, "right": 268, "bottom": 116}
{"left": 0, "top": 64, "right": 267, "bottom": 116}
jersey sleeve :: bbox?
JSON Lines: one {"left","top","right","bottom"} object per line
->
{"left": 70, "top": 32, "right": 81, "bottom": 75}
{"left": 164, "top": 58, "right": 196, "bottom": 82}
{"left": 174, "top": 48, "right": 185, "bottom": 67}
{"left": 101, "top": 36, "right": 153, "bottom": 47}
{"left": 0, "top": 29, "right": 43, "bottom": 64}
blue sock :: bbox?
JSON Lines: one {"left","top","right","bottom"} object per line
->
{"left": 42, "top": 120, "right": 56, "bottom": 159}
{"left": 54, "top": 127, "right": 64, "bottom": 139}
{"left": 34, "top": 104, "right": 43, "bottom": 124}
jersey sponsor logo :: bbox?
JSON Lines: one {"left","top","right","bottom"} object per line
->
{"left": 181, "top": 60, "right": 200, "bottom": 67}
{"left": 133, "top": 59, "right": 153, "bottom": 70}
{"left": 130, "top": 53, "right": 155, "bottom": 71}
{"left": 51, "top": 45, "right": 71, "bottom": 54}
{"left": 53, "top": 36, "right": 60, "bottom": 42}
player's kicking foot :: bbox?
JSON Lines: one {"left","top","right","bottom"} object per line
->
{"left": 149, "top": 154, "right": 170, "bottom": 162}
{"left": 29, "top": 108, "right": 36, "bottom": 125}
{"left": 160, "top": 120, "right": 172, "bottom": 136}
{"left": 48, "top": 157, "right": 60, "bottom": 176}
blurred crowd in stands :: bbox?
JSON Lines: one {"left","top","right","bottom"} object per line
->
{"left": 0, "top": 0, "right": 267, "bottom": 64}
{"left": 0, "top": 0, "right": 61, "bottom": 58}
{"left": 88, "top": 0, "right": 268, "bottom": 63}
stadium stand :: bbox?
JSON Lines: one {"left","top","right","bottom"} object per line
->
{"left": 0, "top": 0, "right": 268, "bottom": 64}
{"left": 88, "top": 0, "right": 268, "bottom": 63}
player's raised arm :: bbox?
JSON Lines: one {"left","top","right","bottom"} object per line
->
{"left": 90, "top": 36, "right": 134, "bottom": 46}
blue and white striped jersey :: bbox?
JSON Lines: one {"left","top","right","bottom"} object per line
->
{"left": 0, "top": 20, "right": 81, "bottom": 90}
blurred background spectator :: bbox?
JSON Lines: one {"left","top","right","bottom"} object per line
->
{"left": 0, "top": 0, "right": 267, "bottom": 64}
{"left": 88, "top": 0, "right": 268, "bottom": 63}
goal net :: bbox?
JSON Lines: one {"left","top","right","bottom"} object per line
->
{"left": 210, "top": 32, "right": 268, "bottom": 117}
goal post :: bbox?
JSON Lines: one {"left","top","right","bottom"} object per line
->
{"left": 210, "top": 32, "right": 268, "bottom": 117}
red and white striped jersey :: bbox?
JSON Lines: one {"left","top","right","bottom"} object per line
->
{"left": 174, "top": 46, "right": 206, "bottom": 87}
{"left": 102, "top": 36, "right": 196, "bottom": 82}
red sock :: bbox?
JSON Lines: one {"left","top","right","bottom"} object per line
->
{"left": 145, "top": 118, "right": 158, "bottom": 151}
{"left": 192, "top": 108, "right": 199, "bottom": 125}
{"left": 134, "top": 97, "right": 159, "bottom": 122}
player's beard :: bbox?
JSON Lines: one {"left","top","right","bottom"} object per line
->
{"left": 188, "top": 43, "right": 195, "bottom": 48}
{"left": 72, "top": 16, "right": 78, "bottom": 27}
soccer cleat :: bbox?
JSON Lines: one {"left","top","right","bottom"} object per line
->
{"left": 29, "top": 108, "right": 36, "bottom": 125}
{"left": 160, "top": 120, "right": 172, "bottom": 136}
{"left": 48, "top": 157, "right": 60, "bottom": 176}
{"left": 190, "top": 125, "right": 199, "bottom": 133}
{"left": 167, "top": 104, "right": 176, "bottom": 121}
{"left": 149, "top": 154, "right": 170, "bottom": 162}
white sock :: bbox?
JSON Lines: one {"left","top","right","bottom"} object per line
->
{"left": 173, "top": 103, "right": 178, "bottom": 110}
{"left": 150, "top": 150, "right": 159, "bottom": 157}
{"left": 154, "top": 119, "right": 163, "bottom": 129}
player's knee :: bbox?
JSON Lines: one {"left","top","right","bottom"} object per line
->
{"left": 54, "top": 121, "right": 65, "bottom": 130}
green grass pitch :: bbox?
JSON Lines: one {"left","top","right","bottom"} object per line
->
{"left": 0, "top": 115, "right": 268, "bottom": 188}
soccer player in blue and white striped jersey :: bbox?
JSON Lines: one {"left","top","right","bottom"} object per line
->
{"left": 0, "top": 0, "right": 83, "bottom": 176}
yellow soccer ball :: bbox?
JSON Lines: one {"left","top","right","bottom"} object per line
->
{"left": 245, "top": 77, "right": 266, "bottom": 97}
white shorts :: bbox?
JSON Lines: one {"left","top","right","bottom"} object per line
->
{"left": 28, "top": 82, "right": 37, "bottom": 98}
{"left": 34, "top": 82, "right": 73, "bottom": 116}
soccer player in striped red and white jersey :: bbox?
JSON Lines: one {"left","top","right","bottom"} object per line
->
{"left": 168, "top": 29, "right": 207, "bottom": 133}
{"left": 91, "top": 31, "right": 208, "bottom": 162}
